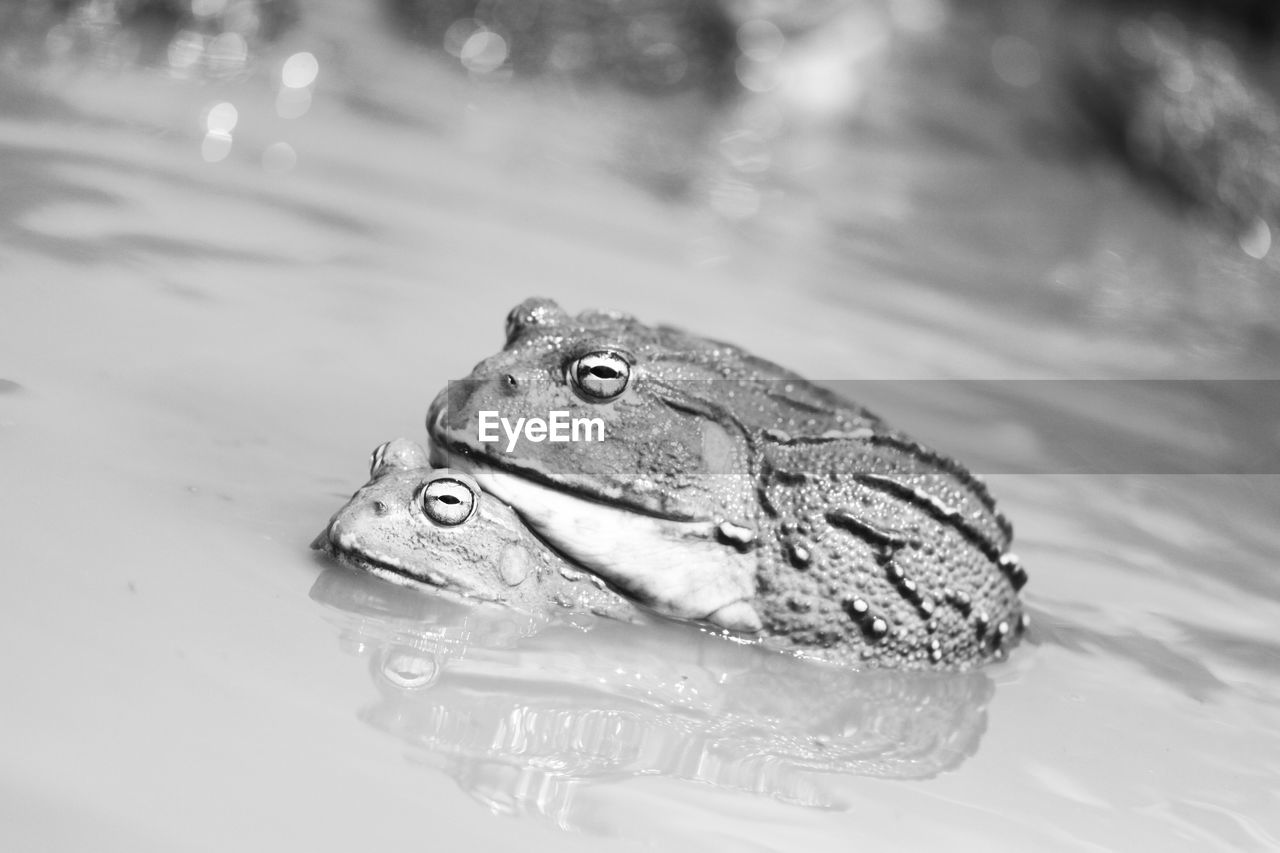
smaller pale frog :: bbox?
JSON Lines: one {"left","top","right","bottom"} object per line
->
{"left": 312, "top": 439, "right": 643, "bottom": 623}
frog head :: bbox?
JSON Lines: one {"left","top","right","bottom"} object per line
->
{"left": 312, "top": 438, "right": 637, "bottom": 619}
{"left": 426, "top": 297, "right": 862, "bottom": 523}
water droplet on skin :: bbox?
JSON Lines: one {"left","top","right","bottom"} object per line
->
{"left": 499, "top": 546, "right": 530, "bottom": 586}
{"left": 381, "top": 649, "right": 440, "bottom": 690}
{"left": 787, "top": 542, "right": 811, "bottom": 568}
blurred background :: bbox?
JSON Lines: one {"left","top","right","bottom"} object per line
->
{"left": 1, "top": 1, "right": 1278, "bottom": 851}
{"left": 2, "top": 0, "right": 1279, "bottom": 368}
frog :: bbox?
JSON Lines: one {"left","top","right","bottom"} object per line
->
{"left": 427, "top": 298, "right": 1028, "bottom": 669}
{"left": 311, "top": 438, "right": 644, "bottom": 624}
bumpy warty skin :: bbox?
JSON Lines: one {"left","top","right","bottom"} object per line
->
{"left": 754, "top": 435, "right": 1025, "bottom": 669}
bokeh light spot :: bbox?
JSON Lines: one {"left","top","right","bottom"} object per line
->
{"left": 191, "top": 0, "right": 228, "bottom": 18}
{"left": 201, "top": 131, "right": 232, "bottom": 163}
{"left": 736, "top": 99, "right": 784, "bottom": 138}
{"left": 549, "top": 32, "right": 594, "bottom": 72}
{"left": 45, "top": 24, "right": 73, "bottom": 58}
{"left": 206, "top": 101, "right": 239, "bottom": 133}
{"left": 889, "top": 0, "right": 948, "bottom": 33}
{"left": 225, "top": 3, "right": 260, "bottom": 37}
{"left": 208, "top": 31, "right": 248, "bottom": 74}
{"left": 460, "top": 30, "right": 508, "bottom": 74}
{"left": 168, "top": 30, "right": 205, "bottom": 71}
{"left": 262, "top": 141, "right": 297, "bottom": 173}
{"left": 444, "top": 18, "right": 482, "bottom": 57}
{"left": 735, "top": 55, "right": 780, "bottom": 93}
{"left": 1158, "top": 53, "right": 1195, "bottom": 94}
{"left": 276, "top": 87, "right": 312, "bottom": 119}
{"left": 1240, "top": 218, "right": 1272, "bottom": 260}
{"left": 719, "top": 130, "right": 771, "bottom": 173}
{"left": 643, "top": 42, "right": 687, "bottom": 85}
{"left": 1118, "top": 21, "right": 1156, "bottom": 63}
{"left": 281, "top": 51, "right": 319, "bottom": 88}
{"left": 785, "top": 45, "right": 866, "bottom": 115}
{"left": 991, "top": 35, "right": 1041, "bottom": 88}
{"left": 737, "top": 20, "right": 784, "bottom": 63}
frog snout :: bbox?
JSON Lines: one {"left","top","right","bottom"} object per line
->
{"left": 315, "top": 513, "right": 375, "bottom": 555}
{"left": 426, "top": 382, "right": 478, "bottom": 434}
{"left": 313, "top": 513, "right": 362, "bottom": 551}
{"left": 310, "top": 517, "right": 339, "bottom": 551}
{"left": 427, "top": 373, "right": 531, "bottom": 440}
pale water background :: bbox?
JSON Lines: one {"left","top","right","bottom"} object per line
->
{"left": 2, "top": 1, "right": 1279, "bottom": 851}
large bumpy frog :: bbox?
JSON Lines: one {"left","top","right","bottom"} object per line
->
{"left": 312, "top": 438, "right": 643, "bottom": 624}
{"left": 427, "top": 298, "right": 1028, "bottom": 669}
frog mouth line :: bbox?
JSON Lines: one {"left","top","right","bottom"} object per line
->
{"left": 312, "top": 525, "right": 499, "bottom": 603}
{"left": 428, "top": 417, "right": 703, "bottom": 523}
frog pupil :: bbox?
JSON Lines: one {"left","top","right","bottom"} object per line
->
{"left": 570, "top": 351, "right": 630, "bottom": 401}
{"left": 421, "top": 479, "right": 474, "bottom": 525}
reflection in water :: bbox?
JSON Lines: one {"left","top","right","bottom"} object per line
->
{"left": 310, "top": 565, "right": 994, "bottom": 830}
{"left": 1031, "top": 608, "right": 1228, "bottom": 703}
{"left": 2, "top": 1, "right": 1278, "bottom": 848}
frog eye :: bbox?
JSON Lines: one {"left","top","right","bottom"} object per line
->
{"left": 567, "top": 350, "right": 631, "bottom": 402}
{"left": 418, "top": 477, "right": 476, "bottom": 526}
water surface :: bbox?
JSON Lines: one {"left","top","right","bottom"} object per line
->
{"left": 2, "top": 2, "right": 1278, "bottom": 851}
